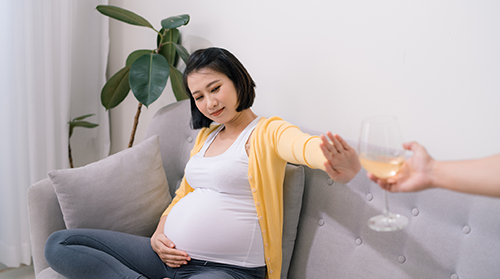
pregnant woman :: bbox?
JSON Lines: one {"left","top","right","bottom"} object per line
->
{"left": 45, "top": 47, "right": 361, "bottom": 279}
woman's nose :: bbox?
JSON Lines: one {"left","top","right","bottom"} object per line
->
{"left": 207, "top": 96, "right": 218, "bottom": 108}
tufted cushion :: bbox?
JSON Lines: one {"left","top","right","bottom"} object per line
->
{"left": 281, "top": 164, "right": 305, "bottom": 278}
{"left": 48, "top": 135, "right": 171, "bottom": 237}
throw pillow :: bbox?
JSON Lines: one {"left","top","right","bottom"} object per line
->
{"left": 49, "top": 135, "right": 171, "bottom": 237}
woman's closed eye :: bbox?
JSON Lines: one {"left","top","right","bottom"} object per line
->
{"left": 193, "top": 85, "right": 220, "bottom": 100}
{"left": 211, "top": 85, "right": 221, "bottom": 93}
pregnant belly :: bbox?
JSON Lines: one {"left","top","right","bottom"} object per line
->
{"left": 164, "top": 188, "right": 265, "bottom": 266}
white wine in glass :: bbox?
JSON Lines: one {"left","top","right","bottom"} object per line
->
{"left": 359, "top": 115, "right": 408, "bottom": 232}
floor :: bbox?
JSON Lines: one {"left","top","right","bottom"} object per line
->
{"left": 0, "top": 265, "right": 35, "bottom": 279}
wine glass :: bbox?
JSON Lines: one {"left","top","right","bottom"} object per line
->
{"left": 358, "top": 115, "right": 408, "bottom": 232}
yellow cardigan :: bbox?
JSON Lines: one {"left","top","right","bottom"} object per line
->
{"left": 161, "top": 116, "right": 327, "bottom": 279}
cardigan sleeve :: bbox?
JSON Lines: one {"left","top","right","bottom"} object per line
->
{"left": 263, "top": 117, "right": 327, "bottom": 171}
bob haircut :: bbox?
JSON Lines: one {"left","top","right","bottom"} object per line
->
{"left": 182, "top": 47, "right": 256, "bottom": 129}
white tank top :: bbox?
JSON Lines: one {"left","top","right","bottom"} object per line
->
{"left": 164, "top": 117, "right": 264, "bottom": 267}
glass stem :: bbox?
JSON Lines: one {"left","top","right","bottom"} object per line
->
{"left": 383, "top": 190, "right": 390, "bottom": 217}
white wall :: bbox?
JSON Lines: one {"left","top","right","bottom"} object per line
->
{"left": 107, "top": 0, "right": 500, "bottom": 161}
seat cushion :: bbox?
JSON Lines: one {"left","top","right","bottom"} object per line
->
{"left": 48, "top": 135, "right": 171, "bottom": 237}
{"left": 37, "top": 267, "right": 67, "bottom": 279}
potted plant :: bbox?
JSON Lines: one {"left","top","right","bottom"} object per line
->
{"left": 97, "top": 5, "right": 191, "bottom": 147}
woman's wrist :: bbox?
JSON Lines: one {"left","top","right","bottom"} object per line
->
{"left": 154, "top": 216, "right": 168, "bottom": 236}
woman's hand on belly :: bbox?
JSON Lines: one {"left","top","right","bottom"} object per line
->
{"left": 151, "top": 215, "right": 191, "bottom": 268}
{"left": 151, "top": 232, "right": 191, "bottom": 268}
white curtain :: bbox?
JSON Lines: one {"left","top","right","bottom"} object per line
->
{"left": 0, "top": 0, "right": 110, "bottom": 267}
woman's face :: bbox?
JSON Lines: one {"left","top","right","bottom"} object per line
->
{"left": 187, "top": 68, "right": 239, "bottom": 123}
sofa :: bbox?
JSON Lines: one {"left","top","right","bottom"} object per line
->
{"left": 28, "top": 99, "right": 500, "bottom": 278}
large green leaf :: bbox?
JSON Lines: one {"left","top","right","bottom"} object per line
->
{"left": 169, "top": 65, "right": 189, "bottom": 101}
{"left": 161, "top": 14, "right": 190, "bottom": 30}
{"left": 101, "top": 66, "right": 131, "bottom": 110}
{"left": 159, "top": 29, "right": 180, "bottom": 66}
{"left": 126, "top": 49, "right": 153, "bottom": 67}
{"left": 96, "top": 5, "right": 154, "bottom": 29}
{"left": 129, "top": 53, "right": 170, "bottom": 107}
{"left": 173, "top": 43, "right": 190, "bottom": 65}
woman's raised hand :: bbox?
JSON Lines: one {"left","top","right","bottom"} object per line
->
{"left": 151, "top": 232, "right": 191, "bottom": 268}
{"left": 320, "top": 132, "right": 361, "bottom": 184}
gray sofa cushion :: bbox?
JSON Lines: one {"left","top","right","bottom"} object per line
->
{"left": 281, "top": 164, "right": 305, "bottom": 278}
{"left": 48, "top": 135, "right": 171, "bottom": 237}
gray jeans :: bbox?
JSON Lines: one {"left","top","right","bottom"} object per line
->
{"left": 45, "top": 229, "right": 267, "bottom": 279}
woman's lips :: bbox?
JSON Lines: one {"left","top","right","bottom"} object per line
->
{"left": 211, "top": 108, "right": 224, "bottom": 117}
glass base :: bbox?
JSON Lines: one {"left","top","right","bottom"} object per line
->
{"left": 368, "top": 213, "right": 408, "bottom": 232}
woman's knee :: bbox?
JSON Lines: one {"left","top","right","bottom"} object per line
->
{"left": 44, "top": 229, "right": 70, "bottom": 264}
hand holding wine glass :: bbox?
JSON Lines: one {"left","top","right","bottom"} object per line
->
{"left": 359, "top": 116, "right": 408, "bottom": 231}
{"left": 368, "top": 141, "right": 500, "bottom": 197}
{"left": 367, "top": 141, "right": 435, "bottom": 193}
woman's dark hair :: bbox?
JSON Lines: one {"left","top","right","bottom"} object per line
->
{"left": 182, "top": 47, "right": 256, "bottom": 129}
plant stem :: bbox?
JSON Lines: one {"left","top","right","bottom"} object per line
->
{"left": 68, "top": 142, "right": 74, "bottom": 168}
{"left": 156, "top": 31, "right": 164, "bottom": 53}
{"left": 128, "top": 102, "right": 142, "bottom": 148}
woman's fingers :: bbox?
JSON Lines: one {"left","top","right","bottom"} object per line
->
{"left": 165, "top": 259, "right": 186, "bottom": 268}
{"left": 320, "top": 132, "right": 361, "bottom": 184}
{"left": 155, "top": 239, "right": 190, "bottom": 267}
{"left": 162, "top": 252, "right": 191, "bottom": 267}
{"left": 320, "top": 137, "right": 334, "bottom": 159}
{"left": 321, "top": 132, "right": 345, "bottom": 156}
{"left": 326, "top": 132, "right": 342, "bottom": 153}
{"left": 333, "top": 133, "right": 353, "bottom": 152}
{"left": 320, "top": 134, "right": 337, "bottom": 155}
{"left": 320, "top": 132, "right": 354, "bottom": 171}
{"left": 324, "top": 132, "right": 352, "bottom": 154}
{"left": 320, "top": 137, "right": 342, "bottom": 175}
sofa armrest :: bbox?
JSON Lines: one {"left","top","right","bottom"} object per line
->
{"left": 28, "top": 178, "right": 66, "bottom": 277}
